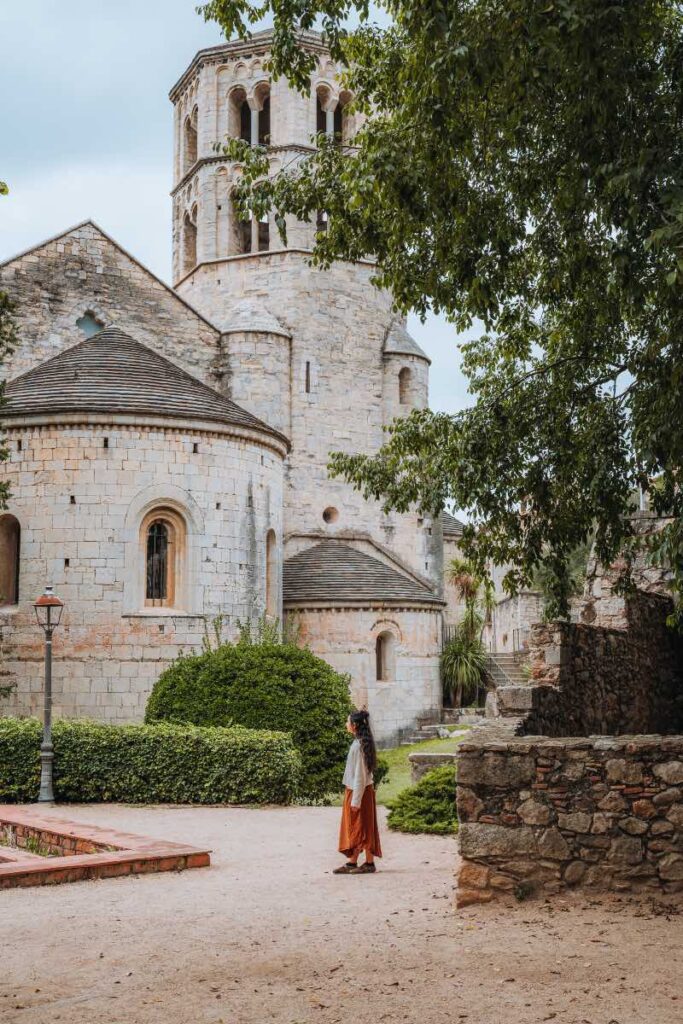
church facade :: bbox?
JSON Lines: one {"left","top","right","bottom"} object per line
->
{"left": 0, "top": 31, "right": 447, "bottom": 744}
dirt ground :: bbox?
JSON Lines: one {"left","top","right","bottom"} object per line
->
{"left": 1, "top": 805, "right": 682, "bottom": 1024}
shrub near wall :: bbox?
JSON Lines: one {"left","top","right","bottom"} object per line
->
{"left": 146, "top": 643, "right": 354, "bottom": 800}
{"left": 0, "top": 718, "right": 301, "bottom": 805}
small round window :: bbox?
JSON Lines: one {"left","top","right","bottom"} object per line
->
{"left": 322, "top": 507, "right": 339, "bottom": 524}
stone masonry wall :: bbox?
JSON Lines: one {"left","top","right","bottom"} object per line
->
{"left": 456, "top": 729, "right": 683, "bottom": 906}
{"left": 0, "top": 222, "right": 220, "bottom": 387}
{"left": 0, "top": 420, "right": 283, "bottom": 723}
{"left": 525, "top": 591, "right": 683, "bottom": 737}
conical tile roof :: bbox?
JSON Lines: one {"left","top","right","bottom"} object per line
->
{"left": 283, "top": 542, "right": 442, "bottom": 606}
{"left": 3, "top": 326, "right": 287, "bottom": 445}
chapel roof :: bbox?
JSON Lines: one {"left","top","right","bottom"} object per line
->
{"left": 2, "top": 326, "right": 288, "bottom": 446}
{"left": 441, "top": 510, "right": 466, "bottom": 539}
{"left": 383, "top": 320, "right": 430, "bottom": 363}
{"left": 283, "top": 542, "right": 442, "bottom": 606}
{"left": 221, "top": 300, "right": 292, "bottom": 338}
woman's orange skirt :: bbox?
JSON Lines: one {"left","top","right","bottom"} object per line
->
{"left": 338, "top": 785, "right": 383, "bottom": 859}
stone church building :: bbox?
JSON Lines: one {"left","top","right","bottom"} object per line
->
{"left": 0, "top": 30, "right": 455, "bottom": 743}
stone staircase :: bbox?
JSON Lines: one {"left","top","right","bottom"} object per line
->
{"left": 483, "top": 650, "right": 534, "bottom": 731}
{"left": 399, "top": 708, "right": 484, "bottom": 745}
{"left": 485, "top": 651, "right": 529, "bottom": 686}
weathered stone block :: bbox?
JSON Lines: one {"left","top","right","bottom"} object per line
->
{"left": 456, "top": 786, "right": 485, "bottom": 823}
{"left": 658, "top": 854, "right": 683, "bottom": 881}
{"left": 517, "top": 798, "right": 552, "bottom": 826}
{"left": 632, "top": 799, "right": 657, "bottom": 819}
{"left": 607, "top": 835, "right": 643, "bottom": 865}
{"left": 457, "top": 753, "right": 535, "bottom": 789}
{"left": 557, "top": 811, "right": 592, "bottom": 834}
{"left": 653, "top": 762, "right": 683, "bottom": 785}
{"left": 537, "top": 827, "right": 571, "bottom": 860}
{"left": 620, "top": 817, "right": 649, "bottom": 836}
{"left": 459, "top": 823, "right": 537, "bottom": 859}
{"left": 605, "top": 758, "right": 643, "bottom": 784}
{"left": 457, "top": 861, "right": 490, "bottom": 890}
{"left": 564, "top": 861, "right": 587, "bottom": 886}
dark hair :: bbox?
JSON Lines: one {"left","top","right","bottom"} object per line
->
{"left": 350, "top": 709, "right": 377, "bottom": 774}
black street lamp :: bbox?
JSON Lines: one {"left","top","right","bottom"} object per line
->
{"left": 33, "top": 587, "right": 64, "bottom": 805}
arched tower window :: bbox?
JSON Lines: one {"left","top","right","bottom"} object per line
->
{"left": 398, "top": 367, "right": 412, "bottom": 405}
{"left": 229, "top": 88, "right": 251, "bottom": 143}
{"left": 265, "top": 529, "right": 277, "bottom": 618}
{"left": 375, "top": 631, "right": 395, "bottom": 682}
{"left": 183, "top": 109, "right": 198, "bottom": 173}
{"left": 254, "top": 83, "right": 271, "bottom": 145}
{"left": 141, "top": 507, "right": 186, "bottom": 609}
{"left": 316, "top": 210, "right": 328, "bottom": 235}
{"left": 183, "top": 209, "right": 197, "bottom": 275}
{"left": 258, "top": 213, "right": 270, "bottom": 252}
{"left": 0, "top": 514, "right": 20, "bottom": 606}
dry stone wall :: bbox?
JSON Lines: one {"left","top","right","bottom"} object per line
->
{"left": 525, "top": 591, "right": 683, "bottom": 736}
{"left": 456, "top": 729, "right": 683, "bottom": 905}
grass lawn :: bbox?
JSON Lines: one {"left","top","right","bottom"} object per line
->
{"left": 327, "top": 731, "right": 469, "bottom": 807}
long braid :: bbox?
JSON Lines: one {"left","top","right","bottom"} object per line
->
{"left": 350, "top": 709, "right": 377, "bottom": 773}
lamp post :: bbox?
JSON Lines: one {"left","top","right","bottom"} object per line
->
{"left": 33, "top": 587, "right": 64, "bottom": 805}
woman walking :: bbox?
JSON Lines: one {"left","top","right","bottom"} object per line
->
{"left": 333, "top": 709, "right": 382, "bottom": 874}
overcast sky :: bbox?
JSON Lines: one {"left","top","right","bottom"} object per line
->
{"left": 0, "top": 1, "right": 474, "bottom": 415}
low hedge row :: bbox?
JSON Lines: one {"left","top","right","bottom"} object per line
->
{"left": 0, "top": 718, "right": 301, "bottom": 805}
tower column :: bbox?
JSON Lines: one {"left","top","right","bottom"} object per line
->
{"left": 250, "top": 108, "right": 259, "bottom": 146}
{"left": 325, "top": 108, "right": 335, "bottom": 136}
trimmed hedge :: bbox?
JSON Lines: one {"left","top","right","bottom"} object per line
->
{"left": 386, "top": 764, "right": 458, "bottom": 835}
{"left": 145, "top": 643, "right": 354, "bottom": 800}
{"left": 0, "top": 718, "right": 301, "bottom": 805}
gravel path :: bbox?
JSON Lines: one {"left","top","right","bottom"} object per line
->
{"left": 1, "top": 804, "right": 681, "bottom": 1024}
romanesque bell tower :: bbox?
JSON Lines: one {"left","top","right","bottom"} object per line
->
{"left": 170, "top": 32, "right": 445, "bottom": 741}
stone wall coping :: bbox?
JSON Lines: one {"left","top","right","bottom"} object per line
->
{"left": 3, "top": 412, "right": 290, "bottom": 458}
{"left": 408, "top": 752, "right": 457, "bottom": 765}
{"left": 283, "top": 598, "right": 444, "bottom": 611}
{"left": 458, "top": 728, "right": 683, "bottom": 755}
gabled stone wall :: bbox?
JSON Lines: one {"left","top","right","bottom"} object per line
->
{"left": 456, "top": 730, "right": 683, "bottom": 906}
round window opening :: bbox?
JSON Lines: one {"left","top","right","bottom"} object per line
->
{"left": 322, "top": 507, "right": 339, "bottom": 524}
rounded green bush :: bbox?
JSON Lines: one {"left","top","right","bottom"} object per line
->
{"left": 145, "top": 642, "right": 354, "bottom": 800}
{"left": 386, "top": 763, "right": 458, "bottom": 835}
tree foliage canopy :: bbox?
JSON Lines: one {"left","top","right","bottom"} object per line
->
{"left": 200, "top": 0, "right": 683, "bottom": 619}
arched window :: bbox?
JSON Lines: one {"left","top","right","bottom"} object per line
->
{"left": 183, "top": 210, "right": 197, "bottom": 275}
{"left": 316, "top": 210, "right": 328, "bottom": 235}
{"left": 183, "top": 110, "right": 198, "bottom": 173}
{"left": 255, "top": 85, "right": 271, "bottom": 145}
{"left": 398, "top": 367, "right": 411, "bottom": 405}
{"left": 375, "top": 631, "right": 395, "bottom": 682}
{"left": 258, "top": 213, "right": 270, "bottom": 252}
{"left": 228, "top": 88, "right": 252, "bottom": 143}
{"left": 141, "top": 507, "right": 186, "bottom": 608}
{"left": 265, "top": 529, "right": 277, "bottom": 618}
{"left": 0, "top": 514, "right": 20, "bottom": 606}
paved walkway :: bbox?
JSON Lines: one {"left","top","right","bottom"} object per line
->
{"left": 1, "top": 805, "right": 681, "bottom": 1024}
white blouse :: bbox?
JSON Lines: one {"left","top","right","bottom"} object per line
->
{"left": 342, "top": 739, "right": 374, "bottom": 809}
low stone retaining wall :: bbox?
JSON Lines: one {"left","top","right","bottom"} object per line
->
{"left": 409, "top": 751, "right": 457, "bottom": 783}
{"left": 456, "top": 729, "right": 683, "bottom": 906}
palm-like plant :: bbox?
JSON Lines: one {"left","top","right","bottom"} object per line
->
{"left": 444, "top": 557, "right": 493, "bottom": 707}
{"left": 441, "top": 626, "right": 487, "bottom": 708}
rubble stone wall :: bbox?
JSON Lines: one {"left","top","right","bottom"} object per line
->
{"left": 525, "top": 591, "right": 683, "bottom": 736}
{"left": 456, "top": 730, "right": 683, "bottom": 905}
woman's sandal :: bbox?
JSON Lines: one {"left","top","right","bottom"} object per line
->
{"left": 332, "top": 862, "right": 358, "bottom": 874}
{"left": 350, "top": 862, "right": 376, "bottom": 874}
